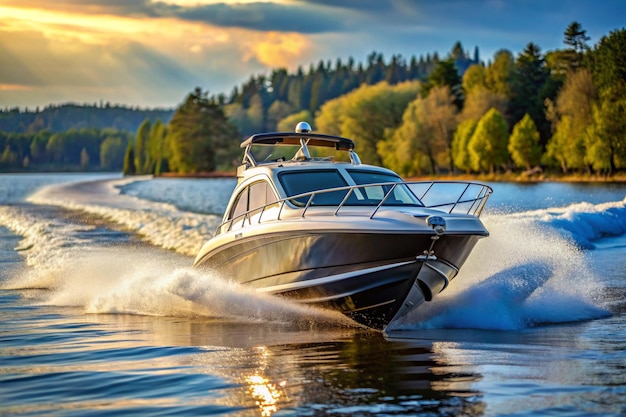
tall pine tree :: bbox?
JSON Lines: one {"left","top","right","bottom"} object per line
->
{"left": 167, "top": 88, "right": 239, "bottom": 173}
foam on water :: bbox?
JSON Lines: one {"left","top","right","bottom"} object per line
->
{"left": 388, "top": 201, "right": 621, "bottom": 331}
{"left": 27, "top": 177, "right": 219, "bottom": 257}
{"left": 502, "top": 197, "right": 626, "bottom": 249}
{"left": 3, "top": 178, "right": 624, "bottom": 331}
{"left": 0, "top": 204, "right": 351, "bottom": 327}
{"left": 0, "top": 205, "right": 90, "bottom": 289}
{"left": 43, "top": 251, "right": 352, "bottom": 326}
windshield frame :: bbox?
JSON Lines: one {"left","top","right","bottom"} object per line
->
{"left": 346, "top": 169, "right": 423, "bottom": 207}
{"left": 277, "top": 169, "right": 423, "bottom": 207}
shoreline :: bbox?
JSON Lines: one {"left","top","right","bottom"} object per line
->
{"left": 404, "top": 173, "right": 626, "bottom": 183}
{"left": 1, "top": 170, "right": 624, "bottom": 183}
{"left": 156, "top": 171, "right": 235, "bottom": 179}
{"left": 153, "top": 171, "right": 626, "bottom": 183}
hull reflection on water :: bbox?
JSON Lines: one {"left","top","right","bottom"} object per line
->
{"left": 140, "top": 319, "right": 486, "bottom": 416}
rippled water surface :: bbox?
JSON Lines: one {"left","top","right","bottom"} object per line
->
{"left": 1, "top": 174, "right": 625, "bottom": 416}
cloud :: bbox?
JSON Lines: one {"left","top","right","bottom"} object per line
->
{"left": 173, "top": 2, "right": 348, "bottom": 34}
{"left": 0, "top": 0, "right": 159, "bottom": 16}
{"left": 0, "top": 26, "right": 206, "bottom": 107}
{"left": 4, "top": 0, "right": 350, "bottom": 34}
{"left": 1, "top": 0, "right": 625, "bottom": 108}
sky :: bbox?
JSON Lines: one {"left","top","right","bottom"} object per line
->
{"left": 0, "top": 0, "right": 624, "bottom": 110}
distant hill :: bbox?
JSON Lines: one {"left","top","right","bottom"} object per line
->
{"left": 0, "top": 103, "right": 174, "bottom": 134}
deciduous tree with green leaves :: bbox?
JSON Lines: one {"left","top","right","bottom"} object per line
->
{"left": 377, "top": 86, "right": 457, "bottom": 175}
{"left": 508, "top": 114, "right": 542, "bottom": 170}
{"left": 315, "top": 81, "right": 421, "bottom": 166}
{"left": 100, "top": 136, "right": 126, "bottom": 170}
{"left": 584, "top": 97, "right": 626, "bottom": 174}
{"left": 379, "top": 99, "right": 429, "bottom": 176}
{"left": 546, "top": 115, "right": 586, "bottom": 173}
{"left": 462, "top": 64, "right": 487, "bottom": 95}
{"left": 277, "top": 110, "right": 314, "bottom": 132}
{"left": 545, "top": 68, "right": 597, "bottom": 173}
{"left": 468, "top": 108, "right": 509, "bottom": 174}
{"left": 459, "top": 87, "right": 508, "bottom": 123}
{"left": 451, "top": 119, "right": 477, "bottom": 173}
{"left": 485, "top": 50, "right": 514, "bottom": 98}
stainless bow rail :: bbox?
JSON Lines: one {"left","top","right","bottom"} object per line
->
{"left": 218, "top": 181, "right": 492, "bottom": 234}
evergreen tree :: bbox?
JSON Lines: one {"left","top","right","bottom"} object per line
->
{"left": 423, "top": 59, "right": 463, "bottom": 108}
{"left": 123, "top": 143, "right": 136, "bottom": 175}
{"left": 134, "top": 119, "right": 151, "bottom": 174}
{"left": 147, "top": 119, "right": 167, "bottom": 174}
{"left": 564, "top": 21, "right": 591, "bottom": 55}
{"left": 510, "top": 43, "right": 553, "bottom": 142}
{"left": 309, "top": 61, "right": 328, "bottom": 111}
{"left": 385, "top": 54, "right": 405, "bottom": 85}
{"left": 550, "top": 21, "right": 590, "bottom": 73}
{"left": 246, "top": 93, "right": 265, "bottom": 133}
{"left": 586, "top": 28, "right": 626, "bottom": 174}
{"left": 80, "top": 147, "right": 90, "bottom": 169}
{"left": 588, "top": 28, "right": 626, "bottom": 98}
{"left": 267, "top": 101, "right": 295, "bottom": 131}
{"left": 365, "top": 52, "right": 385, "bottom": 84}
{"left": 167, "top": 88, "right": 239, "bottom": 173}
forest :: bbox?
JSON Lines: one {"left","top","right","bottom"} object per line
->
{"left": 0, "top": 22, "right": 624, "bottom": 178}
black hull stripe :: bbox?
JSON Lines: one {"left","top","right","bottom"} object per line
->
{"left": 256, "top": 260, "right": 416, "bottom": 294}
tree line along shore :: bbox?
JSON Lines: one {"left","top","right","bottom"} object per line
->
{"left": 1, "top": 22, "right": 624, "bottom": 181}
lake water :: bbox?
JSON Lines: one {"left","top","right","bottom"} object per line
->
{"left": 1, "top": 173, "right": 625, "bottom": 416}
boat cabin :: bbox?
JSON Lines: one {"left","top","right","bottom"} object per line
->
{"left": 220, "top": 123, "right": 425, "bottom": 233}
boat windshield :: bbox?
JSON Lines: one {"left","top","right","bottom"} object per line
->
{"left": 279, "top": 169, "right": 422, "bottom": 207}
{"left": 347, "top": 170, "right": 423, "bottom": 206}
{"left": 279, "top": 170, "right": 349, "bottom": 206}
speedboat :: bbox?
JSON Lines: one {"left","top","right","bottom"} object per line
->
{"left": 194, "top": 122, "right": 492, "bottom": 329}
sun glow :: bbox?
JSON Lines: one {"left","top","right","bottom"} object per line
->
{"left": 0, "top": 0, "right": 314, "bottom": 107}
{"left": 244, "top": 31, "right": 312, "bottom": 68}
{"left": 0, "top": 84, "right": 32, "bottom": 91}
{"left": 160, "top": 0, "right": 290, "bottom": 4}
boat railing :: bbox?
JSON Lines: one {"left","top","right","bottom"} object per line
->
{"left": 218, "top": 181, "right": 492, "bottom": 234}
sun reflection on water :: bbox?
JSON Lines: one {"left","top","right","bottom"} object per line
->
{"left": 246, "top": 374, "right": 286, "bottom": 416}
